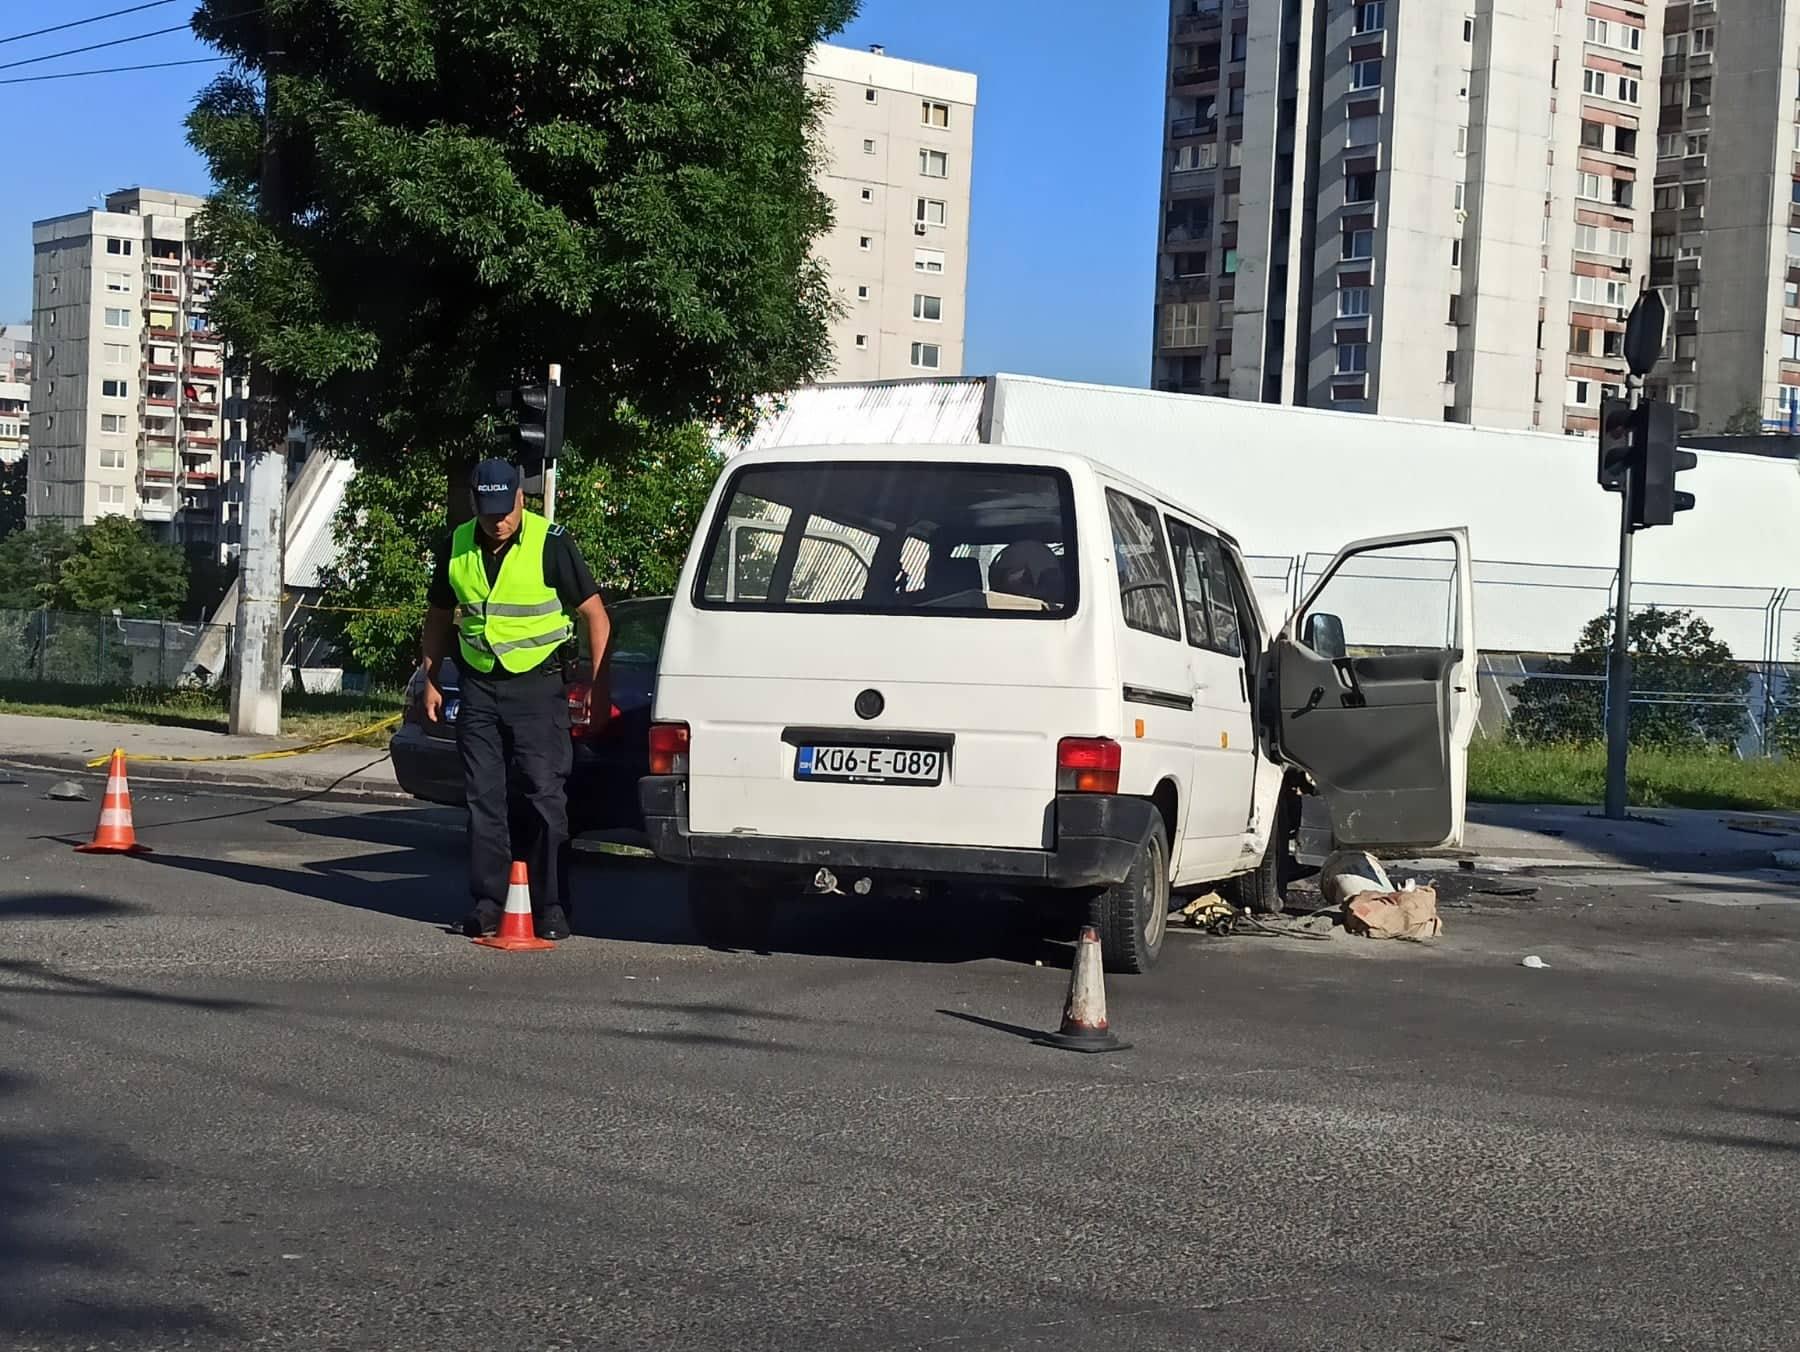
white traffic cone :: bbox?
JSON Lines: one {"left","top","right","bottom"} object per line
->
{"left": 1035, "top": 925, "right": 1129, "bottom": 1053}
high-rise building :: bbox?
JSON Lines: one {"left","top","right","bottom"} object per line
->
{"left": 0, "top": 323, "right": 29, "bottom": 463}
{"left": 29, "top": 188, "right": 229, "bottom": 546}
{"left": 1651, "top": 0, "right": 1797, "bottom": 432}
{"left": 806, "top": 43, "right": 977, "bottom": 381}
{"left": 1153, "top": 0, "right": 1663, "bottom": 434}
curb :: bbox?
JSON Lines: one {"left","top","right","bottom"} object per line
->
{"left": 0, "top": 751, "right": 410, "bottom": 802}
{"left": 1392, "top": 848, "right": 1798, "bottom": 875}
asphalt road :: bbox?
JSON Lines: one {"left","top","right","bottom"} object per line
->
{"left": 3, "top": 768, "right": 1798, "bottom": 1351}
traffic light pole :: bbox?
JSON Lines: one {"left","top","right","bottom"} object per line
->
{"left": 1603, "top": 377, "right": 1640, "bottom": 821}
{"left": 542, "top": 363, "right": 561, "bottom": 524}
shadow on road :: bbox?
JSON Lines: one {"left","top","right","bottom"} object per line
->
{"left": 0, "top": 1069, "right": 240, "bottom": 1344}
{"left": 0, "top": 958, "right": 263, "bottom": 1012}
{"left": 0, "top": 891, "right": 146, "bottom": 919}
{"left": 938, "top": 1008, "right": 1051, "bottom": 1043}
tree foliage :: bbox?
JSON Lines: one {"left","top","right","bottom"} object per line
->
{"left": 315, "top": 422, "right": 720, "bottom": 681}
{"left": 0, "top": 458, "right": 24, "bottom": 539}
{"left": 0, "top": 518, "right": 190, "bottom": 617}
{"left": 1509, "top": 607, "right": 1747, "bottom": 751}
{"left": 1720, "top": 400, "right": 1765, "bottom": 436}
{"left": 186, "top": 0, "right": 855, "bottom": 473}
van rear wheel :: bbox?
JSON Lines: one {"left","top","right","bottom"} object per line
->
{"left": 687, "top": 869, "right": 775, "bottom": 951}
{"left": 1095, "top": 819, "right": 1170, "bottom": 975}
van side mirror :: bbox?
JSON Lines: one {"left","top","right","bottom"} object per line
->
{"left": 1303, "top": 612, "right": 1346, "bottom": 661}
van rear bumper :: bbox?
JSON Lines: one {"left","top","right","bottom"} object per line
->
{"left": 637, "top": 777, "right": 1154, "bottom": 889}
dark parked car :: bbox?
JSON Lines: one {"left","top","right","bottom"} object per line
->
{"left": 388, "top": 597, "right": 669, "bottom": 835}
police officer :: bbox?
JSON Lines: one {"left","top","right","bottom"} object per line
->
{"left": 421, "top": 460, "right": 610, "bottom": 941}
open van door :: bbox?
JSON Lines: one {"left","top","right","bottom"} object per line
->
{"left": 1269, "top": 529, "right": 1477, "bottom": 849}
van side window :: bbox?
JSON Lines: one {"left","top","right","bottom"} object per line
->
{"left": 1167, "top": 518, "right": 1244, "bottom": 657}
{"left": 1165, "top": 518, "right": 1214, "bottom": 648}
{"left": 1196, "top": 535, "right": 1243, "bottom": 657}
{"left": 1106, "top": 490, "right": 1181, "bottom": 640}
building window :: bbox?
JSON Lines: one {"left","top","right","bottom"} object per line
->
{"left": 101, "top": 413, "right": 127, "bottom": 433}
{"left": 862, "top": 138, "right": 876, "bottom": 155}
{"left": 1450, "top": 238, "right": 1462, "bottom": 268}
{"left": 1654, "top": 184, "right": 1680, "bottom": 210}
{"left": 1336, "top": 342, "right": 1369, "bottom": 375}
{"left": 1571, "top": 274, "right": 1629, "bottom": 307}
{"left": 1576, "top": 170, "right": 1605, "bottom": 200}
{"left": 1345, "top": 171, "right": 1377, "bottom": 203}
{"left": 1688, "top": 78, "right": 1711, "bottom": 111}
{"left": 1228, "top": 86, "right": 1245, "bottom": 116}
{"left": 1678, "top": 334, "right": 1701, "bottom": 360}
{"left": 1221, "top": 248, "right": 1239, "bottom": 275}
{"left": 854, "top": 334, "right": 868, "bottom": 350}
{"left": 1338, "top": 286, "right": 1371, "bottom": 318}
{"left": 1785, "top": 281, "right": 1799, "bottom": 309}
{"left": 864, "top": 87, "right": 878, "bottom": 103}
{"left": 1226, "top": 139, "right": 1243, "bottom": 167}
{"left": 910, "top": 342, "right": 941, "bottom": 370}
{"left": 922, "top": 100, "right": 949, "bottom": 128}
{"left": 1679, "top": 237, "right": 1703, "bottom": 260}
{"left": 1686, "top": 133, "right": 1708, "bottom": 158}
{"left": 858, "top": 235, "right": 872, "bottom": 251}
{"left": 1346, "top": 115, "right": 1380, "bottom": 148}
{"left": 1354, "top": 2, "right": 1386, "bottom": 34}
{"left": 915, "top": 198, "right": 947, "bottom": 227}
{"left": 1580, "top": 121, "right": 1605, "bottom": 150}
{"left": 1164, "top": 302, "right": 1206, "bottom": 347}
{"left": 1651, "top": 234, "right": 1677, "bottom": 258}
{"left": 1172, "top": 251, "right": 1208, "bottom": 278}
{"left": 1230, "top": 31, "right": 1247, "bottom": 62}
{"left": 1692, "top": 27, "right": 1715, "bottom": 54}
{"left": 1455, "top": 126, "right": 1468, "bottom": 155}
{"left": 1582, "top": 68, "right": 1606, "bottom": 97}
{"left": 1570, "top": 325, "right": 1593, "bottom": 355}
{"left": 1452, "top": 183, "right": 1465, "bottom": 211}
{"left": 1350, "top": 59, "right": 1382, "bottom": 91}
{"left": 103, "top": 307, "right": 131, "bottom": 328}
{"left": 1174, "top": 141, "right": 1218, "bottom": 170}
{"left": 860, "top": 187, "right": 873, "bottom": 202}
{"left": 912, "top": 293, "right": 943, "bottom": 322}
{"left": 99, "top": 446, "right": 126, "bottom": 469}
{"left": 1568, "top": 378, "right": 1596, "bottom": 407}
{"left": 914, "top": 247, "right": 945, "bottom": 274}
{"left": 1344, "top": 228, "right": 1375, "bottom": 261}
{"left": 105, "top": 238, "right": 132, "bottom": 256}
{"left": 1463, "top": 16, "right": 1475, "bottom": 42}
{"left": 103, "top": 342, "right": 130, "bottom": 365}
{"left": 919, "top": 149, "right": 948, "bottom": 178}
{"left": 97, "top": 484, "right": 127, "bottom": 507}
{"left": 1618, "top": 77, "right": 1638, "bottom": 103}
{"left": 1448, "top": 295, "right": 1463, "bottom": 325}
{"left": 105, "top": 272, "right": 131, "bottom": 294}
{"left": 855, "top": 285, "right": 870, "bottom": 301}
{"left": 101, "top": 379, "right": 128, "bottom": 398}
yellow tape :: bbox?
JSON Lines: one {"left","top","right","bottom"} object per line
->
{"left": 84, "top": 713, "right": 404, "bottom": 767}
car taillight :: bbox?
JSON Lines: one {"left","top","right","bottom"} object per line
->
{"left": 567, "top": 683, "right": 623, "bottom": 739}
{"left": 1057, "top": 737, "right": 1121, "bottom": 794}
{"left": 648, "top": 721, "right": 690, "bottom": 775}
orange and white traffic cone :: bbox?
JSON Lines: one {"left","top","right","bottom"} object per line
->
{"left": 1035, "top": 925, "right": 1128, "bottom": 1053}
{"left": 472, "top": 861, "right": 556, "bottom": 951}
{"left": 75, "top": 749, "right": 150, "bottom": 855}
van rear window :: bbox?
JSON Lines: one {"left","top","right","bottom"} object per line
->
{"left": 696, "top": 462, "right": 1079, "bottom": 618}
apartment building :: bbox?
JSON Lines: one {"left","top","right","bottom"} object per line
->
{"left": 0, "top": 323, "right": 28, "bottom": 463}
{"left": 29, "top": 188, "right": 230, "bottom": 548}
{"left": 806, "top": 43, "right": 977, "bottom": 380}
{"left": 1153, "top": 0, "right": 1664, "bottom": 434}
{"left": 1650, "top": 0, "right": 1800, "bottom": 431}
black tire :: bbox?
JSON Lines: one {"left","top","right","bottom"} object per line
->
{"left": 1095, "top": 818, "right": 1171, "bottom": 975}
{"left": 1222, "top": 782, "right": 1300, "bottom": 916}
{"left": 687, "top": 869, "right": 775, "bottom": 951}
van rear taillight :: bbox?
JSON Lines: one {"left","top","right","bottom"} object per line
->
{"left": 649, "top": 722, "right": 690, "bottom": 775}
{"left": 1057, "top": 737, "right": 1121, "bottom": 794}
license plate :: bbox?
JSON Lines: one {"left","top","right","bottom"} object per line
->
{"left": 443, "top": 698, "right": 461, "bottom": 723}
{"left": 795, "top": 745, "right": 944, "bottom": 786}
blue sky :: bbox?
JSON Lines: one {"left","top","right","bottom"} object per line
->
{"left": 0, "top": 1, "right": 1167, "bottom": 388}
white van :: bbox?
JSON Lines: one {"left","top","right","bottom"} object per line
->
{"left": 641, "top": 444, "right": 1476, "bottom": 972}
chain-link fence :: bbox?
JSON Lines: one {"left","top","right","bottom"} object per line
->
{"left": 0, "top": 609, "right": 230, "bottom": 689}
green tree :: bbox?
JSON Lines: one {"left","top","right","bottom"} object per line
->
{"left": 186, "top": 0, "right": 853, "bottom": 482}
{"left": 1510, "top": 607, "right": 1748, "bottom": 751}
{"left": 0, "top": 458, "right": 24, "bottom": 539}
{"left": 51, "top": 516, "right": 189, "bottom": 619}
{"left": 0, "top": 523, "right": 75, "bottom": 610}
{"left": 1772, "top": 636, "right": 1800, "bottom": 758}
{"left": 1721, "top": 400, "right": 1764, "bottom": 435}
{"left": 312, "top": 457, "right": 447, "bottom": 685}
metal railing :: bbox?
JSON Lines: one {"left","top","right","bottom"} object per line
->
{"left": 0, "top": 609, "right": 229, "bottom": 688}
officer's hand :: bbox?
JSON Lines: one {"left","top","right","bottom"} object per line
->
{"left": 423, "top": 680, "right": 445, "bottom": 724}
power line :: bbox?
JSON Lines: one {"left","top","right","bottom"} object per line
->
{"left": 0, "top": 22, "right": 192, "bottom": 72}
{"left": 0, "top": 55, "right": 229, "bottom": 86}
{"left": 0, "top": 1, "right": 181, "bottom": 49}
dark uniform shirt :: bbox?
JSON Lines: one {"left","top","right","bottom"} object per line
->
{"left": 428, "top": 524, "right": 601, "bottom": 684}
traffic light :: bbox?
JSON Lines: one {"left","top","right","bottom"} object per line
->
{"left": 494, "top": 381, "right": 566, "bottom": 474}
{"left": 1631, "top": 401, "right": 1696, "bottom": 529}
{"left": 1597, "top": 396, "right": 1633, "bottom": 493}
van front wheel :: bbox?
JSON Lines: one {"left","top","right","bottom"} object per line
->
{"left": 1094, "top": 820, "right": 1170, "bottom": 975}
{"left": 687, "top": 869, "right": 775, "bottom": 952}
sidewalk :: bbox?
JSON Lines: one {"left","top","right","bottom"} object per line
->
{"left": 1453, "top": 801, "right": 1800, "bottom": 873}
{"left": 0, "top": 713, "right": 405, "bottom": 799}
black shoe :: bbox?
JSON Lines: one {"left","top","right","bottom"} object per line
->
{"left": 537, "top": 904, "right": 572, "bottom": 941}
{"left": 461, "top": 900, "right": 502, "bottom": 938}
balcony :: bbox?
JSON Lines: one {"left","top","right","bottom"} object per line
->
{"left": 1175, "top": 4, "right": 1223, "bottom": 36}
{"left": 187, "top": 361, "right": 223, "bottom": 377}
{"left": 146, "top": 360, "right": 179, "bottom": 375}
{"left": 139, "top": 450, "right": 176, "bottom": 477}
{"left": 137, "top": 498, "right": 175, "bottom": 522}
{"left": 1172, "top": 62, "right": 1221, "bottom": 88}
{"left": 144, "top": 396, "right": 176, "bottom": 410}
{"left": 1171, "top": 115, "right": 1218, "bottom": 139}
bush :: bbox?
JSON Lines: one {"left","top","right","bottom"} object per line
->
{"left": 1509, "top": 607, "right": 1747, "bottom": 751}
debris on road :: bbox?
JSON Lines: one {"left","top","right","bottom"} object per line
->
{"left": 1521, "top": 955, "right": 1550, "bottom": 969}
{"left": 1343, "top": 885, "right": 1443, "bottom": 941}
{"left": 1476, "top": 883, "right": 1539, "bottom": 898}
{"left": 44, "top": 780, "right": 87, "bottom": 802}
{"left": 1319, "top": 849, "right": 1395, "bottom": 907}
{"left": 1177, "top": 892, "right": 1237, "bottom": 933}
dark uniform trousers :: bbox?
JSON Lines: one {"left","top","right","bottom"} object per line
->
{"left": 455, "top": 663, "right": 572, "bottom": 915}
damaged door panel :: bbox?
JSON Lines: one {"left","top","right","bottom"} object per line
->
{"left": 1269, "top": 529, "right": 1476, "bottom": 849}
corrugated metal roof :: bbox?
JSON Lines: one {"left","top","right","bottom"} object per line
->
{"left": 723, "top": 377, "right": 987, "bottom": 456}
{"left": 284, "top": 454, "right": 357, "bottom": 589}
